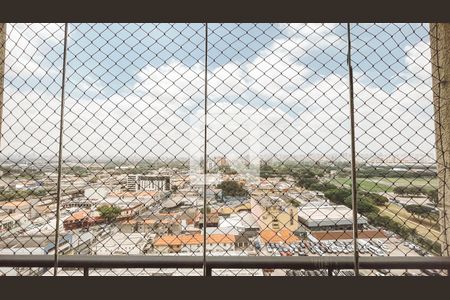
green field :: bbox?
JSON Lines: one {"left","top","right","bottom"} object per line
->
{"left": 329, "top": 177, "right": 437, "bottom": 193}
{"left": 372, "top": 177, "right": 438, "bottom": 191}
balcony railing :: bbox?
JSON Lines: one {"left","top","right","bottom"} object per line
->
{"left": 1, "top": 255, "right": 449, "bottom": 276}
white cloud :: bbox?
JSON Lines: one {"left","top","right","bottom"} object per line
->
{"left": 0, "top": 23, "right": 436, "bottom": 163}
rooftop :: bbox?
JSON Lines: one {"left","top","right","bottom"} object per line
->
{"left": 298, "top": 203, "right": 368, "bottom": 228}
{"left": 153, "top": 234, "right": 237, "bottom": 247}
{"left": 259, "top": 228, "right": 300, "bottom": 244}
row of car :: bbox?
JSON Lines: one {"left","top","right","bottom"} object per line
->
{"left": 286, "top": 269, "right": 356, "bottom": 276}
{"left": 266, "top": 243, "right": 306, "bottom": 256}
{"left": 265, "top": 239, "right": 431, "bottom": 257}
{"left": 403, "top": 241, "right": 429, "bottom": 256}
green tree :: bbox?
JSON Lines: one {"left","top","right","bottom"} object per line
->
{"left": 404, "top": 204, "right": 435, "bottom": 217}
{"left": 343, "top": 196, "right": 379, "bottom": 214}
{"left": 361, "top": 192, "right": 388, "bottom": 206}
{"left": 217, "top": 180, "right": 249, "bottom": 197}
{"left": 324, "top": 188, "right": 352, "bottom": 204}
{"left": 394, "top": 186, "right": 423, "bottom": 196}
{"left": 200, "top": 206, "right": 212, "bottom": 214}
{"left": 309, "top": 182, "right": 336, "bottom": 192}
{"left": 393, "top": 186, "right": 407, "bottom": 195}
{"left": 425, "top": 189, "right": 438, "bottom": 206}
{"left": 294, "top": 169, "right": 320, "bottom": 189}
{"left": 97, "top": 205, "right": 122, "bottom": 222}
{"left": 260, "top": 163, "right": 275, "bottom": 178}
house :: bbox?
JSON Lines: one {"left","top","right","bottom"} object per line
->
{"left": 119, "top": 213, "right": 182, "bottom": 235}
{"left": 63, "top": 210, "right": 99, "bottom": 230}
{"left": 218, "top": 202, "right": 252, "bottom": 216}
{"left": 259, "top": 228, "right": 300, "bottom": 245}
{"left": 1, "top": 200, "right": 32, "bottom": 214}
{"left": 250, "top": 196, "right": 299, "bottom": 232}
{"left": 153, "top": 234, "right": 236, "bottom": 254}
{"left": 195, "top": 212, "right": 220, "bottom": 229}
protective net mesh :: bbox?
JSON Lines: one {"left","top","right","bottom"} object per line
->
{"left": 0, "top": 23, "right": 447, "bottom": 276}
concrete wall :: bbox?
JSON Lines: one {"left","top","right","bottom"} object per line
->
{"left": 430, "top": 23, "right": 450, "bottom": 256}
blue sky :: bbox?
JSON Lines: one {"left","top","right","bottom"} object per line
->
{"left": 0, "top": 23, "right": 435, "bottom": 163}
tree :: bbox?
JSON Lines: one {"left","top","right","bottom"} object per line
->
{"left": 309, "top": 182, "right": 336, "bottom": 192}
{"left": 324, "top": 188, "right": 352, "bottom": 204}
{"left": 200, "top": 206, "right": 212, "bottom": 214}
{"left": 217, "top": 180, "right": 249, "bottom": 197}
{"left": 260, "top": 163, "right": 275, "bottom": 178}
{"left": 89, "top": 176, "right": 99, "bottom": 184}
{"left": 393, "top": 186, "right": 407, "bottom": 195}
{"left": 219, "top": 165, "right": 237, "bottom": 175}
{"left": 97, "top": 205, "right": 122, "bottom": 222}
{"left": 425, "top": 189, "right": 438, "bottom": 206}
{"left": 361, "top": 192, "right": 388, "bottom": 206}
{"left": 70, "top": 166, "right": 89, "bottom": 177}
{"left": 393, "top": 186, "right": 423, "bottom": 196}
{"left": 343, "top": 196, "right": 379, "bottom": 214}
{"left": 33, "top": 189, "right": 47, "bottom": 197}
{"left": 404, "top": 204, "right": 435, "bottom": 217}
{"left": 294, "top": 169, "right": 319, "bottom": 189}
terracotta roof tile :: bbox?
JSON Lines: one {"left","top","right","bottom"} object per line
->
{"left": 154, "top": 234, "right": 236, "bottom": 247}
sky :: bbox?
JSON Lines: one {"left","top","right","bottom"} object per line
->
{"left": 0, "top": 23, "right": 436, "bottom": 164}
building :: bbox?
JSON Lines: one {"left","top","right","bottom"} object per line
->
{"left": 218, "top": 202, "right": 252, "bottom": 216}
{"left": 84, "top": 186, "right": 112, "bottom": 201}
{"left": 63, "top": 210, "right": 99, "bottom": 230}
{"left": 127, "top": 174, "right": 170, "bottom": 192}
{"left": 259, "top": 228, "right": 300, "bottom": 245}
{"left": 0, "top": 214, "right": 21, "bottom": 233}
{"left": 1, "top": 200, "right": 32, "bottom": 215}
{"left": 119, "top": 213, "right": 182, "bottom": 235}
{"left": 310, "top": 229, "right": 386, "bottom": 241}
{"left": 250, "top": 196, "right": 299, "bottom": 232}
{"left": 62, "top": 196, "right": 98, "bottom": 209}
{"left": 153, "top": 234, "right": 236, "bottom": 254}
{"left": 298, "top": 203, "right": 367, "bottom": 231}
{"left": 93, "top": 232, "right": 147, "bottom": 255}
{"left": 218, "top": 211, "right": 260, "bottom": 236}
{"left": 104, "top": 190, "right": 163, "bottom": 208}
{"left": 195, "top": 212, "right": 220, "bottom": 229}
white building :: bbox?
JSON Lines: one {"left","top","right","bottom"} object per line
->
{"left": 127, "top": 174, "right": 171, "bottom": 192}
{"left": 93, "top": 232, "right": 147, "bottom": 255}
{"left": 298, "top": 202, "right": 367, "bottom": 231}
{"left": 84, "top": 186, "right": 112, "bottom": 201}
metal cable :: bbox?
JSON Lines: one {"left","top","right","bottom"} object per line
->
{"left": 53, "top": 23, "right": 69, "bottom": 276}
{"left": 0, "top": 24, "right": 6, "bottom": 151}
{"left": 347, "top": 23, "right": 360, "bottom": 276}
{"left": 203, "top": 22, "right": 208, "bottom": 277}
